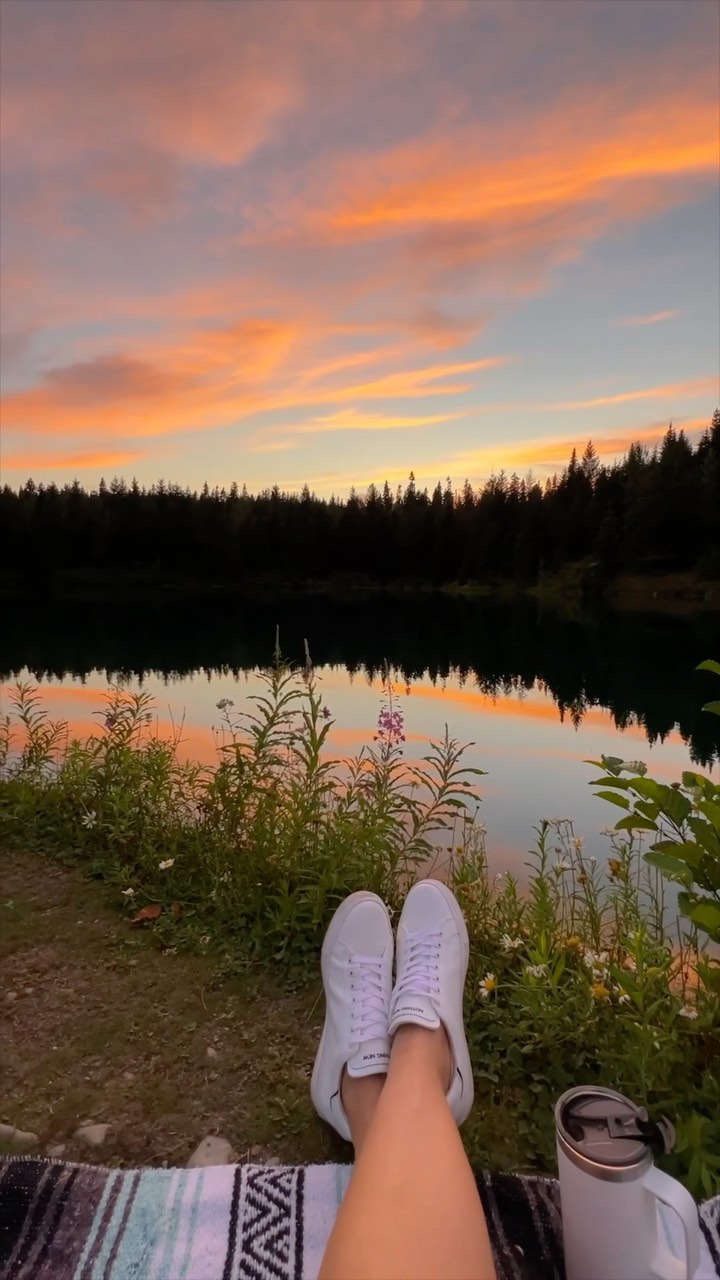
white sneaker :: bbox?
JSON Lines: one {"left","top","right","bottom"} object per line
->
{"left": 311, "top": 892, "right": 393, "bottom": 1141}
{"left": 389, "top": 878, "right": 474, "bottom": 1125}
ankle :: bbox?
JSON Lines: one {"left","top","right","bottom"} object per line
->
{"left": 341, "top": 1069, "right": 385, "bottom": 1152}
{"left": 390, "top": 1023, "right": 453, "bottom": 1092}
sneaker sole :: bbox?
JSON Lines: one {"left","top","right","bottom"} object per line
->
{"left": 311, "top": 892, "right": 393, "bottom": 1140}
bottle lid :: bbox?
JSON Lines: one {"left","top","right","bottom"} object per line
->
{"left": 555, "top": 1086, "right": 675, "bottom": 1173}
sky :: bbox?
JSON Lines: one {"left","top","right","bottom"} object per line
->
{"left": 1, "top": 0, "right": 719, "bottom": 499}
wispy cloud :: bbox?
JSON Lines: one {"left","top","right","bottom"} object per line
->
{"left": 284, "top": 415, "right": 710, "bottom": 496}
{"left": 540, "top": 378, "right": 717, "bottom": 412}
{"left": 0, "top": 349, "right": 509, "bottom": 439}
{"left": 293, "top": 409, "right": 465, "bottom": 434}
{"left": 4, "top": 448, "right": 143, "bottom": 472}
{"left": 615, "top": 310, "right": 682, "bottom": 328}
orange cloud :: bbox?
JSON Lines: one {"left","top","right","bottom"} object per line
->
{"left": 310, "top": 93, "right": 716, "bottom": 242}
{"left": 286, "top": 414, "right": 711, "bottom": 495}
{"left": 295, "top": 409, "right": 465, "bottom": 434}
{"left": 4, "top": 448, "right": 143, "bottom": 472}
{"left": 0, "top": 348, "right": 509, "bottom": 442}
{"left": 615, "top": 310, "right": 681, "bottom": 328}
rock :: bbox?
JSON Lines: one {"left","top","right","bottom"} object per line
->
{"left": 0, "top": 1123, "right": 39, "bottom": 1150}
{"left": 264, "top": 1155, "right": 281, "bottom": 1167}
{"left": 6, "top": 992, "right": 17, "bottom": 1003}
{"left": 122, "top": 1071, "right": 135, "bottom": 1082}
{"left": 24, "top": 988, "right": 35, "bottom": 996}
{"left": 249, "top": 1143, "right": 263, "bottom": 1158}
{"left": 206, "top": 1046, "right": 218, "bottom": 1060}
{"left": 187, "top": 1136, "right": 237, "bottom": 1168}
{"left": 46, "top": 1143, "right": 66, "bottom": 1158}
{"left": 75, "top": 1122, "right": 109, "bottom": 1148}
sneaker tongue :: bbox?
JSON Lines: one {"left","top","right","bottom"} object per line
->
{"left": 346, "top": 1038, "right": 390, "bottom": 1077}
{"left": 391, "top": 992, "right": 440, "bottom": 1029}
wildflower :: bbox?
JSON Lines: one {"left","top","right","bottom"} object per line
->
{"left": 572, "top": 836, "right": 584, "bottom": 851}
{"left": 591, "top": 982, "right": 611, "bottom": 1001}
{"left": 623, "top": 956, "right": 637, "bottom": 973}
{"left": 500, "top": 934, "right": 523, "bottom": 952}
{"left": 376, "top": 706, "right": 405, "bottom": 743}
{"left": 525, "top": 963, "right": 548, "bottom": 979}
{"left": 679, "top": 1005, "right": 699, "bottom": 1020}
{"left": 553, "top": 860, "right": 570, "bottom": 876}
{"left": 321, "top": 706, "right": 332, "bottom": 720}
{"left": 564, "top": 935, "right": 582, "bottom": 954}
{"left": 478, "top": 973, "right": 497, "bottom": 999}
{"left": 104, "top": 711, "right": 119, "bottom": 730}
{"left": 613, "top": 985, "right": 631, "bottom": 1005}
{"left": 577, "top": 871, "right": 588, "bottom": 886}
{"left": 215, "top": 698, "right": 234, "bottom": 711}
{"left": 158, "top": 858, "right": 175, "bottom": 870}
{"left": 588, "top": 856, "right": 597, "bottom": 864}
{"left": 121, "top": 887, "right": 135, "bottom": 898}
{"left": 81, "top": 811, "right": 97, "bottom": 829}
{"left": 608, "top": 858, "right": 625, "bottom": 880}
{"left": 583, "top": 950, "right": 609, "bottom": 970}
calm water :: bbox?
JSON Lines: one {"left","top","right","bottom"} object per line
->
{"left": 2, "top": 595, "right": 719, "bottom": 877}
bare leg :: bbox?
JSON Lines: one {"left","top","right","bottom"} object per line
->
{"left": 319, "top": 1025, "right": 496, "bottom": 1280}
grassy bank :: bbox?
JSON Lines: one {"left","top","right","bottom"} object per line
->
{"left": 1, "top": 664, "right": 718, "bottom": 1194}
{"left": 1, "top": 566, "right": 718, "bottom": 614}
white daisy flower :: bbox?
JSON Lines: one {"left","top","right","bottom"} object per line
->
{"left": 679, "top": 1005, "right": 698, "bottom": 1020}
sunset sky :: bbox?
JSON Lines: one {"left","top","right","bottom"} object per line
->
{"left": 1, "top": 0, "right": 718, "bottom": 498}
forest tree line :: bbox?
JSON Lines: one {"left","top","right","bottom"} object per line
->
{"left": 2, "top": 412, "right": 719, "bottom": 590}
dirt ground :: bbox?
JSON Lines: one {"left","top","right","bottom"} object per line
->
{"left": 1, "top": 850, "right": 343, "bottom": 1167}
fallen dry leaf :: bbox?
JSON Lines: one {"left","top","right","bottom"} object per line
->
{"left": 130, "top": 904, "right": 163, "bottom": 925}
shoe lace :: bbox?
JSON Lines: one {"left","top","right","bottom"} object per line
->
{"left": 393, "top": 930, "right": 441, "bottom": 1000}
{"left": 349, "top": 955, "right": 388, "bottom": 1041}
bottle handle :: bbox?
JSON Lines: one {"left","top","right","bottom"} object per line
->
{"left": 644, "top": 1165, "right": 700, "bottom": 1280}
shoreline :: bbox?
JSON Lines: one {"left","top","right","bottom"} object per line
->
{"left": 1, "top": 569, "right": 719, "bottom": 614}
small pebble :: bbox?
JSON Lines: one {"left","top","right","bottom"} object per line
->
{"left": 46, "top": 1143, "right": 66, "bottom": 1159}
{"left": 187, "top": 1136, "right": 237, "bottom": 1168}
{"left": 6, "top": 992, "right": 17, "bottom": 1003}
{"left": 0, "top": 1123, "right": 39, "bottom": 1150}
{"left": 75, "top": 1122, "right": 109, "bottom": 1148}
{"left": 206, "top": 1046, "right": 218, "bottom": 1060}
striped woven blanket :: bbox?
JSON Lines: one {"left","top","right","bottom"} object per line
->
{"left": 1, "top": 1157, "right": 719, "bottom": 1280}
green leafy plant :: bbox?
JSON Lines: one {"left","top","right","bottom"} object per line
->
{"left": 587, "top": 659, "right": 720, "bottom": 948}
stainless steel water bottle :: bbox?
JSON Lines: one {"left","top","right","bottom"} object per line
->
{"left": 555, "top": 1086, "right": 700, "bottom": 1280}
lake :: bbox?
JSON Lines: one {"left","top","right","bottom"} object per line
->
{"left": 2, "top": 594, "right": 719, "bottom": 879}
